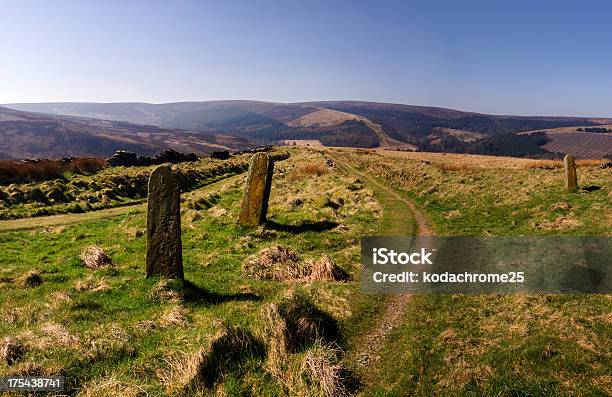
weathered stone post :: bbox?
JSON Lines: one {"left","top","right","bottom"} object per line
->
{"left": 146, "top": 164, "right": 184, "bottom": 279}
{"left": 564, "top": 154, "right": 578, "bottom": 192}
{"left": 238, "top": 153, "right": 274, "bottom": 226}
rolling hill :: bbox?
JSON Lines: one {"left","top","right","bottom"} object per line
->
{"left": 6, "top": 101, "right": 612, "bottom": 158}
{"left": 0, "top": 106, "right": 255, "bottom": 159}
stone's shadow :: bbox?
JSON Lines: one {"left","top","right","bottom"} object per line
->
{"left": 180, "top": 280, "right": 261, "bottom": 304}
{"left": 265, "top": 219, "right": 339, "bottom": 234}
{"left": 581, "top": 185, "right": 602, "bottom": 192}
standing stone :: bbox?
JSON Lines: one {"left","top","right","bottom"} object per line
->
{"left": 239, "top": 153, "right": 274, "bottom": 226}
{"left": 146, "top": 164, "right": 184, "bottom": 279}
{"left": 564, "top": 154, "right": 578, "bottom": 192}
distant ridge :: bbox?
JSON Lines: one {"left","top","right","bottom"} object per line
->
{"left": 0, "top": 106, "right": 254, "bottom": 159}
{"left": 5, "top": 100, "right": 612, "bottom": 158}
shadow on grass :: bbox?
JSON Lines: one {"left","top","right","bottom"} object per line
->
{"left": 581, "top": 185, "right": 602, "bottom": 192}
{"left": 192, "top": 326, "right": 266, "bottom": 389}
{"left": 265, "top": 219, "right": 339, "bottom": 234}
{"left": 180, "top": 280, "right": 261, "bottom": 304}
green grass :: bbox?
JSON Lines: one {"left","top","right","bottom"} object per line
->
{"left": 338, "top": 150, "right": 611, "bottom": 396}
{"left": 0, "top": 149, "right": 380, "bottom": 395}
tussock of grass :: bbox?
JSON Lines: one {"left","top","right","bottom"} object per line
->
{"left": 243, "top": 245, "right": 302, "bottom": 281}
{"left": 18, "top": 322, "right": 81, "bottom": 353}
{"left": 243, "top": 245, "right": 347, "bottom": 282}
{"left": 80, "top": 245, "right": 113, "bottom": 269}
{"left": 260, "top": 292, "right": 353, "bottom": 396}
{"left": 299, "top": 342, "right": 352, "bottom": 397}
{"left": 307, "top": 255, "right": 349, "bottom": 282}
{"left": 162, "top": 324, "right": 265, "bottom": 394}
{"left": 263, "top": 291, "right": 340, "bottom": 353}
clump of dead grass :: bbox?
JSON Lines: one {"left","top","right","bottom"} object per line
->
{"left": 243, "top": 246, "right": 347, "bottom": 282}
{"left": 259, "top": 291, "right": 351, "bottom": 396}
{"left": 306, "top": 255, "right": 349, "bottom": 282}
{"left": 80, "top": 245, "right": 113, "bottom": 269}
{"left": 261, "top": 291, "right": 340, "bottom": 354}
{"left": 299, "top": 164, "right": 328, "bottom": 177}
{"left": 298, "top": 342, "right": 352, "bottom": 397}
{"left": 19, "top": 322, "right": 81, "bottom": 352}
{"left": 243, "top": 245, "right": 302, "bottom": 281}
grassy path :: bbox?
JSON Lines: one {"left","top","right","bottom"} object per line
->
{"left": 331, "top": 154, "right": 435, "bottom": 392}
{"left": 0, "top": 173, "right": 246, "bottom": 232}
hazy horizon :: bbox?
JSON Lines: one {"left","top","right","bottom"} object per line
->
{"left": 4, "top": 99, "right": 612, "bottom": 119}
{"left": 3, "top": 0, "right": 611, "bottom": 117}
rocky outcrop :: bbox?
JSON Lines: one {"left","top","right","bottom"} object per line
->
{"left": 106, "top": 150, "right": 198, "bottom": 167}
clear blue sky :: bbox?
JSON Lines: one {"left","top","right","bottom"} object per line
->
{"left": 2, "top": 0, "right": 611, "bottom": 116}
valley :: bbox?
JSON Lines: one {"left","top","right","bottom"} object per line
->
{"left": 5, "top": 101, "right": 612, "bottom": 159}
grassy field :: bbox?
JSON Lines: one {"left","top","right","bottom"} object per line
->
{"left": 0, "top": 149, "right": 382, "bottom": 395}
{"left": 0, "top": 147, "right": 609, "bottom": 396}
{"left": 333, "top": 148, "right": 611, "bottom": 396}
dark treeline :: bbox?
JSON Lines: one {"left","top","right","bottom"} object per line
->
{"left": 418, "top": 132, "right": 563, "bottom": 158}
{"left": 577, "top": 127, "right": 612, "bottom": 133}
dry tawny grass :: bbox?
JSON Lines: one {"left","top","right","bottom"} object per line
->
{"left": 76, "top": 375, "right": 147, "bottom": 397}
{"left": 435, "top": 162, "right": 480, "bottom": 173}
{"left": 243, "top": 245, "right": 346, "bottom": 282}
{"left": 299, "top": 342, "right": 350, "bottom": 397}
{"left": 80, "top": 245, "right": 113, "bottom": 269}
{"left": 74, "top": 276, "right": 110, "bottom": 292}
{"left": 295, "top": 163, "right": 328, "bottom": 178}
{"left": 522, "top": 159, "right": 606, "bottom": 169}
{"left": 259, "top": 298, "right": 351, "bottom": 397}
{"left": 260, "top": 303, "right": 291, "bottom": 387}
{"left": 159, "top": 305, "right": 190, "bottom": 327}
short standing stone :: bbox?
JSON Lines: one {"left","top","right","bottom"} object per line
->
{"left": 564, "top": 154, "right": 578, "bottom": 192}
{"left": 239, "top": 153, "right": 274, "bottom": 226}
{"left": 146, "top": 165, "right": 184, "bottom": 279}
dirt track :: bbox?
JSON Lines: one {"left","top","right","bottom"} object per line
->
{"left": 330, "top": 155, "right": 434, "bottom": 385}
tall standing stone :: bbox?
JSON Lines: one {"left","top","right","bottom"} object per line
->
{"left": 239, "top": 153, "right": 274, "bottom": 226}
{"left": 146, "top": 164, "right": 184, "bottom": 279}
{"left": 564, "top": 154, "right": 578, "bottom": 192}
